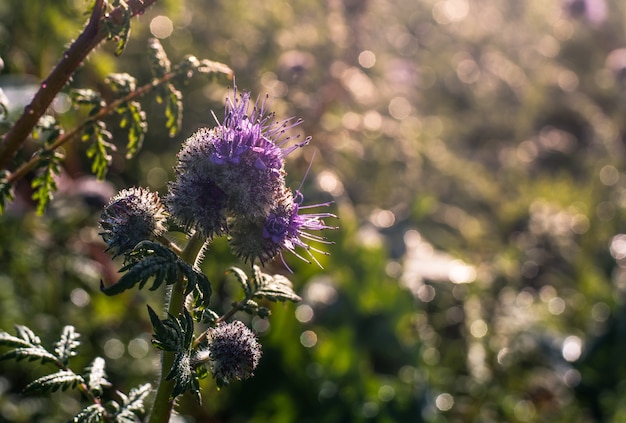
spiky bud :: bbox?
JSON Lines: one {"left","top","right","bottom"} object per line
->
{"left": 198, "top": 321, "right": 262, "bottom": 385}
{"left": 99, "top": 187, "right": 167, "bottom": 257}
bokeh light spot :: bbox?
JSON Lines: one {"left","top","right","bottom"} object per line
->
{"left": 435, "top": 392, "right": 454, "bottom": 411}
{"left": 358, "top": 50, "right": 376, "bottom": 69}
{"left": 150, "top": 16, "right": 174, "bottom": 39}
{"left": 300, "top": 330, "right": 318, "bottom": 348}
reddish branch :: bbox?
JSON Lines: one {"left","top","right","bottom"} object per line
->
{"left": 0, "top": 0, "right": 159, "bottom": 171}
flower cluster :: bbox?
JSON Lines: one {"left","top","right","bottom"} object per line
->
{"left": 196, "top": 321, "right": 262, "bottom": 384}
{"left": 99, "top": 187, "right": 167, "bottom": 257}
{"left": 166, "top": 88, "right": 335, "bottom": 267}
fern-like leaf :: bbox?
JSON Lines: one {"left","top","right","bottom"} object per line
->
{"left": 1, "top": 347, "right": 59, "bottom": 365}
{"left": 31, "top": 149, "right": 64, "bottom": 215}
{"left": 23, "top": 370, "right": 84, "bottom": 394}
{"left": 72, "top": 403, "right": 106, "bottom": 423}
{"left": 164, "top": 86, "right": 182, "bottom": 137}
{"left": 148, "top": 38, "right": 171, "bottom": 79}
{"left": 115, "top": 383, "right": 152, "bottom": 419}
{"left": 148, "top": 306, "right": 194, "bottom": 353}
{"left": 120, "top": 100, "right": 147, "bottom": 159}
{"left": 84, "top": 120, "right": 115, "bottom": 180}
{"left": 85, "top": 357, "right": 111, "bottom": 395}
{"left": 0, "top": 325, "right": 41, "bottom": 349}
{"left": 101, "top": 241, "right": 211, "bottom": 301}
{"left": 0, "top": 170, "right": 14, "bottom": 215}
{"left": 54, "top": 325, "right": 81, "bottom": 366}
{"left": 251, "top": 265, "right": 302, "bottom": 303}
{"left": 105, "top": 0, "right": 131, "bottom": 56}
{"left": 227, "top": 266, "right": 253, "bottom": 297}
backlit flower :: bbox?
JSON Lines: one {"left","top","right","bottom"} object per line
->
{"left": 99, "top": 187, "right": 167, "bottom": 257}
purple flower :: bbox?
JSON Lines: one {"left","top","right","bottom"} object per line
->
{"left": 264, "top": 190, "right": 336, "bottom": 269}
{"left": 166, "top": 89, "right": 310, "bottom": 234}
{"left": 100, "top": 187, "right": 167, "bottom": 257}
{"left": 196, "top": 321, "right": 262, "bottom": 385}
{"left": 229, "top": 188, "right": 336, "bottom": 269}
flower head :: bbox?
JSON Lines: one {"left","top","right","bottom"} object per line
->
{"left": 166, "top": 89, "right": 309, "bottom": 235}
{"left": 100, "top": 187, "right": 167, "bottom": 257}
{"left": 229, "top": 188, "right": 336, "bottom": 269}
{"left": 200, "top": 321, "right": 262, "bottom": 385}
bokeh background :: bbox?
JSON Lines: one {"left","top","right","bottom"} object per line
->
{"left": 2, "top": 0, "right": 626, "bottom": 421}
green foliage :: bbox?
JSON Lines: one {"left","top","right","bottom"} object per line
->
{"left": 101, "top": 241, "right": 211, "bottom": 305}
{"left": 23, "top": 370, "right": 84, "bottom": 394}
{"left": 104, "top": 0, "right": 132, "bottom": 57}
{"left": 148, "top": 306, "right": 200, "bottom": 400}
{"left": 0, "top": 325, "right": 150, "bottom": 422}
{"left": 54, "top": 325, "right": 81, "bottom": 366}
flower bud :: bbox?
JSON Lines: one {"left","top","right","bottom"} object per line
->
{"left": 200, "top": 321, "right": 261, "bottom": 384}
{"left": 99, "top": 187, "right": 167, "bottom": 257}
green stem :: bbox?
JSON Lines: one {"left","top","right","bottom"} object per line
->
{"left": 147, "top": 231, "right": 206, "bottom": 423}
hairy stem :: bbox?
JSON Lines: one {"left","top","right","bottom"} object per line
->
{"left": 148, "top": 231, "right": 206, "bottom": 423}
{"left": 0, "top": 0, "right": 159, "bottom": 171}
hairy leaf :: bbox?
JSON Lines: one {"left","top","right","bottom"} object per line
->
{"left": 101, "top": 241, "right": 179, "bottom": 295}
{"left": 102, "top": 241, "right": 210, "bottom": 302}
{"left": 54, "top": 325, "right": 81, "bottom": 365}
{"left": 104, "top": 0, "right": 131, "bottom": 56}
{"left": 148, "top": 38, "right": 171, "bottom": 79}
{"left": 0, "top": 170, "right": 14, "bottom": 215}
{"left": 148, "top": 306, "right": 194, "bottom": 353}
{"left": 72, "top": 403, "right": 106, "bottom": 423}
{"left": 1, "top": 347, "right": 59, "bottom": 365}
{"left": 84, "top": 121, "right": 115, "bottom": 180}
{"left": 227, "top": 266, "right": 252, "bottom": 297}
{"left": 71, "top": 89, "right": 103, "bottom": 106}
{"left": 23, "top": 370, "right": 84, "bottom": 394}
{"left": 116, "top": 383, "right": 152, "bottom": 417}
{"left": 105, "top": 72, "right": 137, "bottom": 94}
{"left": 119, "top": 101, "right": 147, "bottom": 159}
{"left": 85, "top": 357, "right": 111, "bottom": 395}
{"left": 0, "top": 325, "right": 41, "bottom": 348}
{"left": 31, "top": 149, "right": 63, "bottom": 215}
{"left": 252, "top": 265, "right": 302, "bottom": 302}
{"left": 164, "top": 86, "right": 182, "bottom": 137}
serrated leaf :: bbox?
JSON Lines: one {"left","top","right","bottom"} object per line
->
{"left": 104, "top": 0, "right": 131, "bottom": 56}
{"left": 71, "top": 89, "right": 102, "bottom": 106}
{"left": 102, "top": 241, "right": 211, "bottom": 301}
{"left": 148, "top": 306, "right": 194, "bottom": 353}
{"left": 31, "top": 149, "right": 63, "bottom": 215}
{"left": 105, "top": 72, "right": 137, "bottom": 94}
{"left": 1, "top": 347, "right": 59, "bottom": 365}
{"left": 15, "top": 325, "right": 42, "bottom": 345}
{"left": 101, "top": 242, "right": 179, "bottom": 296}
{"left": 85, "top": 121, "right": 115, "bottom": 180}
{"left": 0, "top": 171, "right": 14, "bottom": 215}
{"left": 121, "top": 101, "right": 147, "bottom": 159}
{"left": 148, "top": 38, "right": 171, "bottom": 79}
{"left": 54, "top": 325, "right": 80, "bottom": 365}
{"left": 72, "top": 403, "right": 106, "bottom": 423}
{"left": 252, "top": 266, "right": 301, "bottom": 303}
{"left": 85, "top": 357, "right": 111, "bottom": 395}
{"left": 117, "top": 383, "right": 152, "bottom": 415}
{"left": 166, "top": 351, "right": 199, "bottom": 401}
{"left": 23, "top": 370, "right": 84, "bottom": 394}
{"left": 227, "top": 266, "right": 252, "bottom": 297}
{"left": 164, "top": 86, "right": 182, "bottom": 137}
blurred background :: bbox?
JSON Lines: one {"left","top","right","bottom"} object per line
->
{"left": 2, "top": 0, "right": 626, "bottom": 421}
